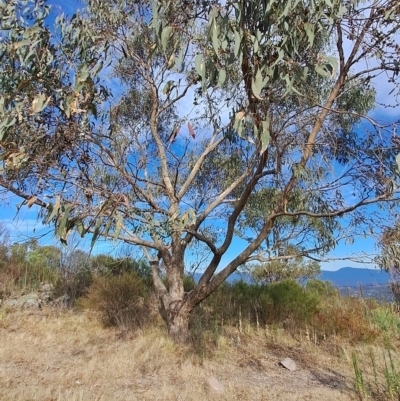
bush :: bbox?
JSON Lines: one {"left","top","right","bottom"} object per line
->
{"left": 370, "top": 306, "right": 400, "bottom": 333}
{"left": 0, "top": 260, "right": 59, "bottom": 294}
{"left": 306, "top": 279, "right": 336, "bottom": 297}
{"left": 191, "top": 280, "right": 320, "bottom": 335}
{"left": 312, "top": 297, "right": 379, "bottom": 343}
{"left": 183, "top": 275, "right": 196, "bottom": 292}
{"left": 265, "top": 280, "right": 320, "bottom": 331}
{"left": 53, "top": 269, "right": 93, "bottom": 306}
{"left": 85, "top": 273, "right": 152, "bottom": 329}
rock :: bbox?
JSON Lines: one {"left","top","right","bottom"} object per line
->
{"left": 206, "top": 376, "right": 225, "bottom": 396}
{"left": 39, "top": 282, "right": 54, "bottom": 293}
{"left": 52, "top": 294, "right": 71, "bottom": 308}
{"left": 4, "top": 293, "right": 42, "bottom": 309}
{"left": 38, "top": 282, "right": 54, "bottom": 304}
{"left": 40, "top": 292, "right": 52, "bottom": 304}
{"left": 279, "top": 357, "right": 297, "bottom": 371}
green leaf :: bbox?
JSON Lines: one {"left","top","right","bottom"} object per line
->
{"left": 303, "top": 22, "right": 315, "bottom": 47}
{"left": 114, "top": 213, "right": 123, "bottom": 241}
{"left": 90, "top": 218, "right": 102, "bottom": 250}
{"left": 31, "top": 93, "right": 51, "bottom": 114}
{"left": 0, "top": 116, "right": 16, "bottom": 140}
{"left": 152, "top": 2, "right": 159, "bottom": 31}
{"left": 396, "top": 153, "right": 400, "bottom": 172}
{"left": 195, "top": 54, "right": 206, "bottom": 88}
{"left": 195, "top": 54, "right": 204, "bottom": 76}
{"left": 167, "top": 53, "right": 175, "bottom": 69}
{"left": 234, "top": 30, "right": 241, "bottom": 57}
{"left": 161, "top": 26, "right": 173, "bottom": 51}
{"left": 45, "top": 196, "right": 60, "bottom": 224}
{"left": 13, "top": 40, "right": 31, "bottom": 50}
{"left": 212, "top": 21, "right": 220, "bottom": 55}
{"left": 174, "top": 48, "right": 185, "bottom": 71}
{"left": 251, "top": 68, "right": 268, "bottom": 99}
{"left": 217, "top": 68, "right": 226, "bottom": 87}
{"left": 56, "top": 203, "right": 72, "bottom": 240}
{"left": 326, "top": 56, "right": 338, "bottom": 76}
{"left": 260, "top": 118, "right": 270, "bottom": 154}
{"left": 76, "top": 219, "right": 85, "bottom": 238}
{"left": 77, "top": 64, "right": 89, "bottom": 82}
{"left": 163, "top": 80, "right": 175, "bottom": 96}
{"left": 104, "top": 216, "right": 112, "bottom": 237}
{"left": 233, "top": 111, "right": 246, "bottom": 138}
{"left": 315, "top": 65, "right": 329, "bottom": 77}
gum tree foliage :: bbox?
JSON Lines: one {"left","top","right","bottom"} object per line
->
{"left": 376, "top": 224, "right": 400, "bottom": 302}
{"left": 248, "top": 245, "right": 321, "bottom": 284}
{"left": 1, "top": 0, "right": 400, "bottom": 342}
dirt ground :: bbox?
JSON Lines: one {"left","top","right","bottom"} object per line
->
{"left": 0, "top": 308, "right": 358, "bottom": 401}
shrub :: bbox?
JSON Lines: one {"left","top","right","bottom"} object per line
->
{"left": 0, "top": 260, "right": 59, "bottom": 294}
{"left": 370, "top": 306, "right": 400, "bottom": 333}
{"left": 183, "top": 275, "right": 196, "bottom": 292}
{"left": 306, "top": 279, "right": 336, "bottom": 297}
{"left": 265, "top": 280, "right": 320, "bottom": 331}
{"left": 85, "top": 273, "right": 151, "bottom": 329}
{"left": 312, "top": 297, "right": 379, "bottom": 343}
{"left": 192, "top": 280, "right": 320, "bottom": 335}
{"left": 53, "top": 269, "right": 93, "bottom": 306}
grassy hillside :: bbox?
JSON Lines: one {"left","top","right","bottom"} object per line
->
{"left": 0, "top": 308, "right": 359, "bottom": 400}
{"left": 1, "top": 246, "right": 400, "bottom": 400}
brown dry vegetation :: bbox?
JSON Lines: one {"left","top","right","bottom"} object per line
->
{"left": 0, "top": 307, "right": 365, "bottom": 401}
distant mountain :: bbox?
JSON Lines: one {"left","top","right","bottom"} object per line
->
{"left": 192, "top": 267, "right": 393, "bottom": 301}
{"left": 192, "top": 271, "right": 254, "bottom": 284}
{"left": 193, "top": 267, "right": 391, "bottom": 286}
{"left": 318, "top": 267, "right": 390, "bottom": 287}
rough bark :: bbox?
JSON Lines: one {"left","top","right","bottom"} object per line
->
{"left": 166, "top": 303, "right": 192, "bottom": 344}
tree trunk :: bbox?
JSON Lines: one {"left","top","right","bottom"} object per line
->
{"left": 166, "top": 305, "right": 191, "bottom": 343}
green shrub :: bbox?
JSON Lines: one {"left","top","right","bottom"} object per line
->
{"left": 192, "top": 280, "right": 320, "bottom": 335}
{"left": 85, "top": 273, "right": 151, "bottom": 329}
{"left": 183, "top": 275, "right": 196, "bottom": 292}
{"left": 265, "top": 280, "right": 320, "bottom": 330}
{"left": 306, "top": 279, "right": 336, "bottom": 297}
{"left": 370, "top": 307, "right": 400, "bottom": 333}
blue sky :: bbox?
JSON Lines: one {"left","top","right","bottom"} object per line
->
{"left": 0, "top": 0, "right": 398, "bottom": 272}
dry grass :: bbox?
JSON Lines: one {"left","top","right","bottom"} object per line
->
{"left": 0, "top": 307, "right": 364, "bottom": 401}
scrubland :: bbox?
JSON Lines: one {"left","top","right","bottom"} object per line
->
{"left": 1, "top": 256, "right": 400, "bottom": 400}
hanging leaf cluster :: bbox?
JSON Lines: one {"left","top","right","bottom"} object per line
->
{"left": 0, "top": 0, "right": 109, "bottom": 171}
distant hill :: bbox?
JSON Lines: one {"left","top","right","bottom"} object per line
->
{"left": 193, "top": 267, "right": 393, "bottom": 301}
{"left": 317, "top": 267, "right": 390, "bottom": 287}
{"left": 193, "top": 267, "right": 391, "bottom": 286}
{"left": 193, "top": 271, "right": 253, "bottom": 284}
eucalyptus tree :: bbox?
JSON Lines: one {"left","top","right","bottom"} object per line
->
{"left": 1, "top": 0, "right": 400, "bottom": 342}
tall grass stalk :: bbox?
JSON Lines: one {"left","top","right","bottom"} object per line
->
{"left": 382, "top": 339, "right": 400, "bottom": 398}
{"left": 352, "top": 352, "right": 365, "bottom": 397}
{"left": 369, "top": 348, "right": 379, "bottom": 396}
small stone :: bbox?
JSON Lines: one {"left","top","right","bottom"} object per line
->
{"left": 279, "top": 357, "right": 297, "bottom": 371}
{"left": 206, "top": 376, "right": 225, "bottom": 396}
